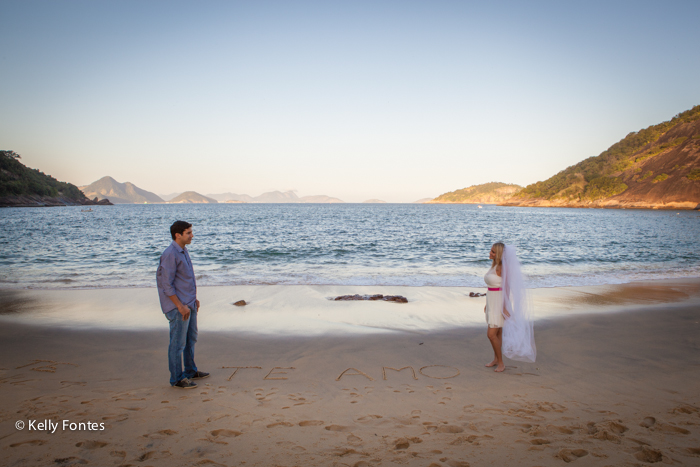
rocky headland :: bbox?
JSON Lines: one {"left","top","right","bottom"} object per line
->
{"left": 505, "top": 105, "right": 700, "bottom": 210}
{"left": 0, "top": 151, "right": 112, "bottom": 207}
{"left": 429, "top": 182, "right": 522, "bottom": 204}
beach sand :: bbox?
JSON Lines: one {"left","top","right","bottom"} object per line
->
{"left": 1, "top": 281, "right": 699, "bottom": 466}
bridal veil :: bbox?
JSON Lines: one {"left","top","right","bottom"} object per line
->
{"left": 501, "top": 244, "right": 537, "bottom": 362}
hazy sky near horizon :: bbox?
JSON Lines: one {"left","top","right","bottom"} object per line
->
{"left": 2, "top": 1, "right": 699, "bottom": 202}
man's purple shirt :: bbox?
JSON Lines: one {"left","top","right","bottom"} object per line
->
{"left": 157, "top": 241, "right": 197, "bottom": 313}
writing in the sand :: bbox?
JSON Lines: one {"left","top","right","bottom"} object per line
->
{"left": 222, "top": 365, "right": 460, "bottom": 381}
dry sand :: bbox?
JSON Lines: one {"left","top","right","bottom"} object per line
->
{"left": 1, "top": 281, "right": 699, "bottom": 466}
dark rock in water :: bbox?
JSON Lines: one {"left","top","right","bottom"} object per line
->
{"left": 469, "top": 292, "right": 486, "bottom": 297}
{"left": 384, "top": 295, "right": 408, "bottom": 303}
{"left": 333, "top": 294, "right": 408, "bottom": 303}
{"left": 233, "top": 300, "right": 247, "bottom": 306}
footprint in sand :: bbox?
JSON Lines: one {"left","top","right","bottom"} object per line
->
{"left": 347, "top": 434, "right": 363, "bottom": 446}
{"left": 422, "top": 421, "right": 437, "bottom": 432}
{"left": 210, "top": 429, "right": 242, "bottom": 438}
{"left": 640, "top": 416, "right": 656, "bottom": 428}
{"left": 60, "top": 381, "right": 87, "bottom": 388}
{"left": 194, "top": 460, "right": 227, "bottom": 466}
{"left": 136, "top": 451, "right": 157, "bottom": 461}
{"left": 436, "top": 425, "right": 464, "bottom": 434}
{"left": 659, "top": 423, "right": 690, "bottom": 434}
{"left": 393, "top": 438, "right": 410, "bottom": 450}
{"left": 670, "top": 405, "right": 699, "bottom": 415}
{"left": 54, "top": 457, "right": 88, "bottom": 465}
{"left": 266, "top": 421, "right": 294, "bottom": 428}
{"left": 530, "top": 438, "right": 551, "bottom": 445}
{"left": 101, "top": 413, "right": 128, "bottom": 422}
{"left": 449, "top": 435, "right": 486, "bottom": 445}
{"left": 325, "top": 425, "right": 353, "bottom": 432}
{"left": 556, "top": 448, "right": 588, "bottom": 462}
{"left": 299, "top": 420, "right": 324, "bottom": 426}
{"left": 547, "top": 424, "right": 575, "bottom": 434}
{"left": 586, "top": 420, "right": 628, "bottom": 444}
{"left": 143, "top": 429, "right": 178, "bottom": 439}
{"left": 75, "top": 440, "right": 108, "bottom": 449}
{"left": 685, "top": 447, "right": 700, "bottom": 456}
{"left": 10, "top": 439, "right": 47, "bottom": 447}
{"left": 356, "top": 415, "right": 383, "bottom": 423}
{"left": 332, "top": 447, "right": 360, "bottom": 457}
{"left": 531, "top": 401, "right": 567, "bottom": 413}
{"left": 634, "top": 446, "right": 664, "bottom": 463}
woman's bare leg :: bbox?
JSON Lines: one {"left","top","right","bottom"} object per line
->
{"left": 487, "top": 327, "right": 505, "bottom": 372}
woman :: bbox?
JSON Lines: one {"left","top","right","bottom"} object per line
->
{"left": 484, "top": 242, "right": 537, "bottom": 372}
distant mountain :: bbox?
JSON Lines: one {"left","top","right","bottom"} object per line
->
{"left": 508, "top": 105, "right": 700, "bottom": 209}
{"left": 243, "top": 190, "right": 344, "bottom": 203}
{"left": 162, "top": 190, "right": 344, "bottom": 203}
{"left": 169, "top": 191, "right": 218, "bottom": 203}
{"left": 254, "top": 190, "right": 300, "bottom": 203}
{"left": 363, "top": 199, "right": 386, "bottom": 203}
{"left": 0, "top": 150, "right": 108, "bottom": 207}
{"left": 429, "top": 182, "right": 522, "bottom": 204}
{"left": 159, "top": 192, "right": 181, "bottom": 202}
{"left": 206, "top": 192, "right": 255, "bottom": 203}
{"left": 412, "top": 198, "right": 433, "bottom": 204}
{"left": 298, "top": 195, "right": 344, "bottom": 203}
{"left": 80, "top": 176, "right": 164, "bottom": 204}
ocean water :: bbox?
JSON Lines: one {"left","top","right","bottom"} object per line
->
{"left": 1, "top": 203, "right": 699, "bottom": 290}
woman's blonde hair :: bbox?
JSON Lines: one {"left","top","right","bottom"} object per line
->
{"left": 491, "top": 242, "right": 505, "bottom": 268}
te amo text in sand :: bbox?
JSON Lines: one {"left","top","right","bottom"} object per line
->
{"left": 221, "top": 365, "right": 460, "bottom": 382}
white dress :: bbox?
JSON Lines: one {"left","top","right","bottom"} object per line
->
{"left": 484, "top": 266, "right": 504, "bottom": 328}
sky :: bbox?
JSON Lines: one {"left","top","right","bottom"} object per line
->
{"left": 1, "top": 1, "right": 699, "bottom": 203}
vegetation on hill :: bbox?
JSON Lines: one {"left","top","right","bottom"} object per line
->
{"left": 0, "top": 150, "right": 87, "bottom": 200}
{"left": 515, "top": 105, "right": 700, "bottom": 202}
{"left": 430, "top": 182, "right": 522, "bottom": 203}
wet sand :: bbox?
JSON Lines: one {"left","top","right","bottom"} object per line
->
{"left": 1, "top": 281, "right": 699, "bottom": 466}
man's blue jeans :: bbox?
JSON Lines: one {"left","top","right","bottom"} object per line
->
{"left": 165, "top": 304, "right": 198, "bottom": 385}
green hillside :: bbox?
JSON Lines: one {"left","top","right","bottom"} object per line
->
{"left": 0, "top": 150, "right": 88, "bottom": 200}
{"left": 516, "top": 105, "right": 700, "bottom": 202}
{"left": 430, "top": 182, "right": 522, "bottom": 204}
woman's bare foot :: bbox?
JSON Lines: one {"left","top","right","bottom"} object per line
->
{"left": 485, "top": 359, "right": 498, "bottom": 367}
{"left": 494, "top": 363, "right": 506, "bottom": 372}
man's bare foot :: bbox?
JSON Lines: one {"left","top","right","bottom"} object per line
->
{"left": 485, "top": 359, "right": 498, "bottom": 367}
{"left": 494, "top": 363, "right": 506, "bottom": 372}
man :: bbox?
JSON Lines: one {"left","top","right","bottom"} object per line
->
{"left": 157, "top": 220, "right": 209, "bottom": 388}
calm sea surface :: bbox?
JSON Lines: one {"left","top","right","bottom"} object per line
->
{"left": 1, "top": 204, "right": 698, "bottom": 290}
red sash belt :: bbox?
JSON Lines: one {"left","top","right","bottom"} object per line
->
{"left": 488, "top": 287, "right": 502, "bottom": 291}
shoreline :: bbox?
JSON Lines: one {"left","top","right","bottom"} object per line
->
{"left": 1, "top": 278, "right": 699, "bottom": 335}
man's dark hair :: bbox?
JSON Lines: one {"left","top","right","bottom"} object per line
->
{"left": 170, "top": 221, "right": 192, "bottom": 240}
